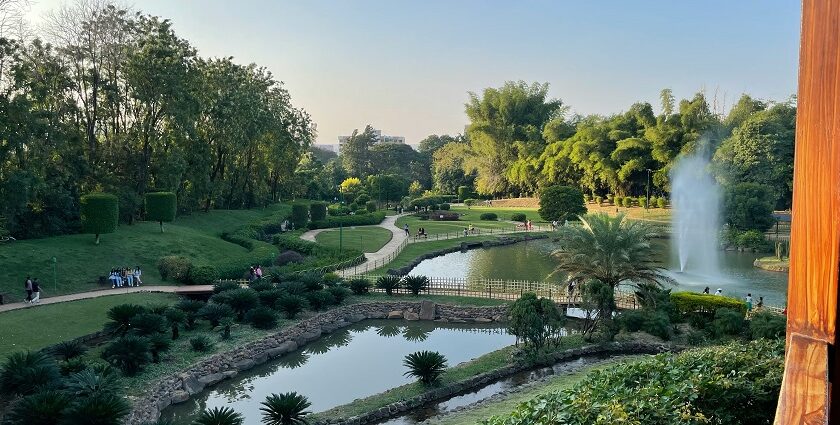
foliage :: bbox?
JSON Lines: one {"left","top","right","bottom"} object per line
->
{"left": 457, "top": 185, "right": 474, "bottom": 201}
{"left": 617, "top": 310, "right": 671, "bottom": 340}
{"left": 145, "top": 192, "right": 177, "bottom": 230}
{"left": 483, "top": 340, "right": 783, "bottom": 425}
{"left": 176, "top": 299, "right": 205, "bottom": 329}
{"left": 291, "top": 204, "right": 309, "bottom": 229}
{"left": 508, "top": 293, "right": 565, "bottom": 349}
{"left": 188, "top": 264, "right": 219, "bottom": 285}
{"left": 214, "top": 281, "right": 241, "bottom": 293}
{"left": 260, "top": 392, "right": 312, "bottom": 425}
{"left": 408, "top": 195, "right": 445, "bottom": 210}
{"left": 510, "top": 213, "right": 527, "bottom": 222}
{"left": 348, "top": 278, "right": 372, "bottom": 295}
{"left": 130, "top": 313, "right": 168, "bottom": 336}
{"left": 479, "top": 212, "right": 498, "bottom": 221}
{"left": 712, "top": 308, "right": 747, "bottom": 337}
{"left": 376, "top": 275, "right": 402, "bottom": 295}
{"left": 365, "top": 200, "right": 377, "bottom": 212}
{"left": 735, "top": 229, "right": 771, "bottom": 251}
{"left": 198, "top": 303, "right": 235, "bottom": 328}
{"left": 750, "top": 311, "right": 786, "bottom": 340}
{"left": 102, "top": 335, "right": 152, "bottom": 376}
{"left": 538, "top": 186, "right": 586, "bottom": 222}
{"left": 275, "top": 250, "right": 306, "bottom": 268}
{"left": 0, "top": 351, "right": 61, "bottom": 396}
{"left": 189, "top": 336, "right": 214, "bottom": 353}
{"left": 80, "top": 193, "right": 119, "bottom": 243}
{"left": 305, "top": 290, "right": 336, "bottom": 310}
{"left": 327, "top": 286, "right": 351, "bottom": 303}
{"left": 403, "top": 275, "right": 430, "bottom": 295}
{"left": 220, "top": 288, "right": 260, "bottom": 320}
{"left": 157, "top": 256, "right": 193, "bottom": 282}
{"left": 671, "top": 292, "right": 747, "bottom": 315}
{"left": 106, "top": 304, "right": 148, "bottom": 336}
{"left": 53, "top": 340, "right": 88, "bottom": 361}
{"left": 403, "top": 351, "right": 448, "bottom": 385}
{"left": 579, "top": 280, "right": 616, "bottom": 339}
{"left": 276, "top": 295, "right": 308, "bottom": 319}
{"left": 192, "top": 406, "right": 244, "bottom": 425}
{"left": 246, "top": 307, "right": 279, "bottom": 329}
{"left": 61, "top": 393, "right": 131, "bottom": 425}
{"left": 464, "top": 199, "right": 476, "bottom": 207}
{"left": 307, "top": 211, "right": 385, "bottom": 229}
{"left": 723, "top": 183, "right": 776, "bottom": 232}
{"left": 339, "top": 177, "right": 364, "bottom": 199}
{"left": 258, "top": 289, "right": 286, "bottom": 309}
{"left": 309, "top": 202, "right": 327, "bottom": 222}
{"left": 4, "top": 389, "right": 70, "bottom": 425}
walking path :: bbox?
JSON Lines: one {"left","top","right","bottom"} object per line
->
{"left": 0, "top": 285, "right": 213, "bottom": 313}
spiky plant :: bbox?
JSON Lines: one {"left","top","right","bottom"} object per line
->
{"left": 191, "top": 406, "right": 244, "bottom": 425}
{"left": 176, "top": 299, "right": 205, "bottom": 330}
{"left": 190, "top": 336, "right": 213, "bottom": 353}
{"left": 53, "top": 340, "right": 87, "bottom": 361}
{"left": 164, "top": 307, "right": 187, "bottom": 339}
{"left": 149, "top": 333, "right": 172, "bottom": 363}
{"left": 65, "top": 368, "right": 121, "bottom": 398}
{"left": 376, "top": 275, "right": 402, "bottom": 295}
{"left": 327, "top": 286, "right": 351, "bottom": 303}
{"left": 276, "top": 295, "right": 308, "bottom": 319}
{"left": 347, "top": 278, "right": 371, "bottom": 295}
{"left": 403, "top": 351, "right": 447, "bottom": 385}
{"left": 106, "top": 304, "right": 147, "bottom": 335}
{"left": 101, "top": 336, "right": 152, "bottom": 376}
{"left": 0, "top": 351, "right": 61, "bottom": 396}
{"left": 246, "top": 307, "right": 278, "bottom": 330}
{"left": 3, "top": 390, "right": 70, "bottom": 425}
{"left": 260, "top": 392, "right": 312, "bottom": 425}
{"left": 402, "top": 275, "right": 429, "bottom": 295}
{"left": 199, "top": 303, "right": 235, "bottom": 328}
{"left": 222, "top": 288, "right": 260, "bottom": 320}
{"left": 130, "top": 313, "right": 168, "bottom": 336}
{"left": 61, "top": 392, "right": 130, "bottom": 425}
{"left": 258, "top": 289, "right": 285, "bottom": 309}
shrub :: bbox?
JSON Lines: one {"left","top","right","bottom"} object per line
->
{"left": 305, "top": 290, "right": 336, "bottom": 310}
{"left": 328, "top": 204, "right": 351, "bottom": 216}
{"left": 275, "top": 250, "right": 305, "bottom": 266}
{"left": 364, "top": 200, "right": 377, "bottom": 213}
{"left": 403, "top": 275, "right": 429, "bottom": 295}
{"left": 164, "top": 307, "right": 187, "bottom": 339}
{"left": 376, "top": 275, "right": 402, "bottom": 295}
{"left": 671, "top": 292, "right": 747, "bottom": 315}
{"left": 193, "top": 407, "right": 243, "bottom": 425}
{"left": 327, "top": 286, "right": 351, "bottom": 303}
{"left": 309, "top": 202, "right": 327, "bottom": 222}
{"left": 276, "top": 295, "right": 308, "bottom": 319}
{"left": 439, "top": 203, "right": 450, "bottom": 210}
{"left": 216, "top": 281, "right": 241, "bottom": 294}
{"left": 428, "top": 211, "right": 459, "bottom": 221}
{"left": 188, "top": 264, "right": 219, "bottom": 285}
{"left": 510, "top": 213, "right": 527, "bottom": 222}
{"left": 594, "top": 195, "right": 603, "bottom": 204}
{"left": 322, "top": 272, "right": 342, "bottom": 286}
{"left": 308, "top": 211, "right": 386, "bottom": 229}
{"left": 479, "top": 212, "right": 498, "bottom": 221}
{"left": 624, "top": 197, "right": 634, "bottom": 207}
{"left": 246, "top": 307, "right": 278, "bottom": 329}
{"left": 0, "top": 351, "right": 60, "bottom": 396}
{"left": 258, "top": 289, "right": 285, "bottom": 309}
{"left": 291, "top": 203, "right": 309, "bottom": 229}
{"left": 355, "top": 193, "right": 371, "bottom": 205}
{"left": 613, "top": 196, "right": 622, "bottom": 207}
{"left": 80, "top": 193, "right": 119, "bottom": 244}
{"left": 221, "top": 288, "right": 259, "bottom": 320}
{"left": 457, "top": 186, "right": 473, "bottom": 202}
{"left": 583, "top": 193, "right": 591, "bottom": 203}
{"left": 463, "top": 198, "right": 476, "bottom": 207}
{"left": 539, "top": 185, "right": 586, "bottom": 222}
{"left": 129, "top": 313, "right": 167, "bottom": 336}
{"left": 260, "top": 392, "right": 312, "bottom": 425}
{"left": 198, "top": 303, "right": 234, "bottom": 328}
{"left": 508, "top": 293, "right": 564, "bottom": 349}
{"left": 348, "top": 278, "right": 371, "bottom": 295}
{"left": 348, "top": 202, "right": 358, "bottom": 211}
{"left": 157, "top": 256, "right": 192, "bottom": 283}
{"left": 148, "top": 334, "right": 172, "bottom": 363}
{"left": 189, "top": 336, "right": 213, "bottom": 353}
{"left": 144, "top": 192, "right": 177, "bottom": 232}
{"left": 106, "top": 304, "right": 148, "bottom": 336}
{"left": 250, "top": 280, "right": 274, "bottom": 292}
{"left": 736, "top": 230, "right": 770, "bottom": 251}
{"left": 712, "top": 308, "right": 747, "bottom": 337}
{"left": 656, "top": 197, "right": 666, "bottom": 208}
{"left": 638, "top": 196, "right": 648, "bottom": 208}
{"left": 750, "top": 311, "right": 786, "bottom": 340}
{"left": 408, "top": 195, "right": 445, "bottom": 210}
{"left": 53, "top": 340, "right": 87, "bottom": 361}
{"left": 4, "top": 390, "right": 71, "bottom": 425}
{"left": 60, "top": 393, "right": 130, "bottom": 425}
{"left": 723, "top": 182, "right": 776, "bottom": 231}
{"left": 403, "top": 351, "right": 447, "bottom": 385}
{"left": 280, "top": 281, "right": 308, "bottom": 295}
{"left": 102, "top": 336, "right": 152, "bottom": 376}
{"left": 298, "top": 272, "right": 323, "bottom": 291}
{"left": 176, "top": 299, "right": 205, "bottom": 329}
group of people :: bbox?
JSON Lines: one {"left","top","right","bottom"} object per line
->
{"left": 462, "top": 224, "right": 477, "bottom": 236}
{"left": 108, "top": 267, "right": 143, "bottom": 288}
{"left": 517, "top": 220, "right": 535, "bottom": 230}
{"left": 702, "top": 287, "right": 764, "bottom": 310}
{"left": 23, "top": 276, "right": 41, "bottom": 303}
{"left": 248, "top": 265, "right": 264, "bottom": 282}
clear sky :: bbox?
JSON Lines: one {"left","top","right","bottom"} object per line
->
{"left": 26, "top": 0, "right": 801, "bottom": 145}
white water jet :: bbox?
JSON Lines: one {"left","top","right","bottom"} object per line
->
{"left": 670, "top": 152, "right": 721, "bottom": 275}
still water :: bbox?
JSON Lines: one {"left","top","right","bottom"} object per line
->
{"left": 161, "top": 321, "right": 515, "bottom": 424}
{"left": 408, "top": 239, "right": 789, "bottom": 306}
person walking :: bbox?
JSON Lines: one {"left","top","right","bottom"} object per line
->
{"left": 745, "top": 293, "right": 753, "bottom": 311}
{"left": 31, "top": 278, "right": 41, "bottom": 303}
{"left": 404, "top": 224, "right": 410, "bottom": 236}
{"left": 24, "top": 276, "right": 33, "bottom": 303}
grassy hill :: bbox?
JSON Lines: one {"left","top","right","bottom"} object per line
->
{"left": 0, "top": 205, "right": 290, "bottom": 299}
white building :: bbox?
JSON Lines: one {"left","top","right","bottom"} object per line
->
{"left": 338, "top": 128, "right": 405, "bottom": 149}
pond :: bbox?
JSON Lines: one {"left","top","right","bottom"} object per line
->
{"left": 408, "top": 238, "right": 789, "bottom": 306}
{"left": 161, "top": 320, "right": 516, "bottom": 424}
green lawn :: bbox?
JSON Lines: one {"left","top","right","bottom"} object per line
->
{"left": 0, "top": 205, "right": 289, "bottom": 299}
{"left": 315, "top": 226, "right": 393, "bottom": 253}
{"left": 0, "top": 292, "right": 179, "bottom": 358}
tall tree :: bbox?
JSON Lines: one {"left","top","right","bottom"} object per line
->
{"left": 340, "top": 125, "right": 377, "bottom": 177}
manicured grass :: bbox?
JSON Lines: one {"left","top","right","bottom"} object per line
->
{"left": 315, "top": 226, "right": 393, "bottom": 253}
{"left": 586, "top": 203, "right": 672, "bottom": 224}
{"left": 313, "top": 335, "right": 587, "bottom": 422}
{"left": 451, "top": 206, "right": 543, "bottom": 223}
{"left": 0, "top": 204, "right": 289, "bottom": 299}
{"left": 426, "top": 355, "right": 647, "bottom": 425}
{"left": 396, "top": 208, "right": 548, "bottom": 238}
{"left": 0, "top": 292, "right": 179, "bottom": 358}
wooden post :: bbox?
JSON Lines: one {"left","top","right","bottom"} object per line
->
{"left": 775, "top": 1, "right": 840, "bottom": 422}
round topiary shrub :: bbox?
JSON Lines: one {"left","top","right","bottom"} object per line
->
{"left": 656, "top": 197, "right": 667, "bottom": 208}
{"left": 614, "top": 196, "right": 623, "bottom": 207}
{"left": 538, "top": 186, "right": 586, "bottom": 222}
{"left": 355, "top": 193, "right": 371, "bottom": 205}
{"left": 188, "top": 264, "right": 219, "bottom": 285}
{"left": 510, "top": 213, "right": 527, "bottom": 222}
{"left": 275, "top": 250, "right": 305, "bottom": 266}
{"left": 439, "top": 203, "right": 451, "bottom": 210}
{"left": 291, "top": 204, "right": 309, "bottom": 229}
{"left": 310, "top": 202, "right": 327, "bottom": 222}
{"left": 365, "top": 201, "right": 377, "bottom": 213}
{"left": 80, "top": 193, "right": 119, "bottom": 244}
{"left": 157, "top": 256, "right": 192, "bottom": 283}
{"left": 480, "top": 212, "right": 498, "bottom": 221}
{"left": 144, "top": 192, "right": 177, "bottom": 233}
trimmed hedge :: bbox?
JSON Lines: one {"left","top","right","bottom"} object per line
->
{"left": 365, "top": 201, "right": 377, "bottom": 213}
{"left": 310, "top": 202, "right": 327, "bottom": 221}
{"left": 145, "top": 192, "right": 177, "bottom": 230}
{"left": 480, "top": 212, "right": 498, "bottom": 221}
{"left": 291, "top": 203, "right": 309, "bottom": 229}
{"left": 80, "top": 193, "right": 119, "bottom": 243}
{"left": 510, "top": 213, "right": 527, "bottom": 222}
{"left": 439, "top": 203, "right": 451, "bottom": 210}
{"left": 408, "top": 196, "right": 445, "bottom": 210}
{"left": 671, "top": 292, "right": 747, "bottom": 315}
{"left": 308, "top": 211, "right": 386, "bottom": 229}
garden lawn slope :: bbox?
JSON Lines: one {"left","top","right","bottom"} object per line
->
{"left": 0, "top": 205, "right": 289, "bottom": 298}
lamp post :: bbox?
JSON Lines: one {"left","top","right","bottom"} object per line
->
{"left": 339, "top": 222, "right": 343, "bottom": 254}
{"left": 645, "top": 168, "right": 652, "bottom": 210}
{"left": 51, "top": 256, "right": 57, "bottom": 293}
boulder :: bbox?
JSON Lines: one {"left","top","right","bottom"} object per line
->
{"left": 474, "top": 317, "right": 492, "bottom": 323}
{"left": 387, "top": 310, "right": 403, "bottom": 319}
{"left": 404, "top": 311, "right": 420, "bottom": 321}
{"left": 182, "top": 376, "right": 205, "bottom": 395}
{"left": 170, "top": 391, "right": 190, "bottom": 404}
{"left": 419, "top": 300, "right": 437, "bottom": 320}
{"left": 233, "top": 359, "right": 256, "bottom": 372}
{"left": 197, "top": 373, "right": 226, "bottom": 386}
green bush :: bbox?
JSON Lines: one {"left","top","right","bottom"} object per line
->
{"left": 322, "top": 272, "right": 342, "bottom": 286}
{"left": 327, "top": 286, "right": 351, "bottom": 303}
{"left": 189, "top": 336, "right": 213, "bottom": 353}
{"left": 4, "top": 389, "right": 70, "bottom": 424}
{"left": 188, "top": 264, "right": 219, "bottom": 285}
{"left": 538, "top": 186, "right": 586, "bottom": 222}
{"left": 144, "top": 192, "right": 177, "bottom": 232}
{"left": 304, "top": 290, "right": 336, "bottom": 311}
{"left": 348, "top": 278, "right": 371, "bottom": 295}
{"left": 623, "top": 197, "right": 634, "bottom": 207}
{"left": 257, "top": 289, "right": 285, "bottom": 309}
{"left": 463, "top": 198, "right": 476, "bottom": 207}
{"left": 275, "top": 250, "right": 305, "bottom": 266}
{"left": 671, "top": 292, "right": 747, "bottom": 315}
{"left": 308, "top": 211, "right": 386, "bottom": 229}
{"left": 157, "top": 256, "right": 192, "bottom": 283}
{"left": 457, "top": 186, "right": 473, "bottom": 202}
{"left": 510, "top": 212, "right": 527, "bottom": 222}
{"left": 479, "top": 212, "right": 498, "bottom": 221}
{"left": 102, "top": 336, "right": 151, "bottom": 376}
{"left": 594, "top": 195, "right": 603, "bottom": 204}
{"left": 402, "top": 275, "right": 429, "bottom": 295}
{"left": 176, "top": 299, "right": 205, "bottom": 329}
{"left": 508, "top": 293, "right": 564, "bottom": 349}
{"left": 198, "top": 303, "right": 234, "bottom": 328}
{"left": 53, "top": 340, "right": 87, "bottom": 361}
{"left": 439, "top": 203, "right": 450, "bottom": 210}
{"left": 613, "top": 196, "right": 622, "bottom": 207}
{"left": 408, "top": 196, "right": 445, "bottom": 210}
{"left": 291, "top": 204, "right": 309, "bottom": 229}
{"left": 355, "top": 193, "right": 371, "bottom": 205}
{"left": 376, "top": 275, "right": 402, "bottom": 295}
{"left": 0, "top": 351, "right": 60, "bottom": 396}
{"left": 80, "top": 193, "right": 119, "bottom": 244}
{"left": 403, "top": 351, "right": 447, "bottom": 385}
{"left": 246, "top": 307, "right": 278, "bottom": 329}
{"left": 712, "top": 308, "right": 747, "bottom": 337}
{"left": 106, "top": 304, "right": 148, "bottom": 336}
{"left": 736, "top": 230, "right": 771, "bottom": 251}
{"left": 328, "top": 204, "right": 350, "bottom": 216}
{"left": 129, "top": 313, "right": 167, "bottom": 336}
{"left": 750, "top": 311, "right": 786, "bottom": 340}
{"left": 348, "top": 202, "right": 358, "bottom": 211}
{"left": 656, "top": 197, "right": 666, "bottom": 208}
{"left": 365, "top": 200, "right": 377, "bottom": 212}
{"left": 260, "top": 392, "right": 312, "bottom": 425}
{"left": 250, "top": 280, "right": 274, "bottom": 292}
{"left": 214, "top": 281, "right": 240, "bottom": 293}
{"left": 723, "top": 182, "right": 776, "bottom": 231}
{"left": 221, "top": 288, "right": 259, "bottom": 320}
{"left": 276, "top": 294, "right": 308, "bottom": 319}
{"left": 309, "top": 202, "right": 327, "bottom": 222}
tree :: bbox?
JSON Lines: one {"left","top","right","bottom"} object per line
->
{"left": 723, "top": 183, "right": 775, "bottom": 231}
{"left": 553, "top": 213, "right": 669, "bottom": 289}
{"left": 80, "top": 193, "right": 119, "bottom": 244}
{"left": 145, "top": 192, "right": 177, "bottom": 232}
{"left": 260, "top": 392, "right": 312, "bottom": 425}
{"left": 192, "top": 407, "right": 244, "bottom": 425}
{"left": 508, "top": 293, "right": 564, "bottom": 349}
{"left": 366, "top": 174, "right": 408, "bottom": 202}
{"left": 418, "top": 134, "right": 459, "bottom": 158}
{"left": 432, "top": 142, "right": 475, "bottom": 194}
{"left": 538, "top": 186, "right": 586, "bottom": 222}
{"left": 339, "top": 177, "right": 363, "bottom": 202}
{"left": 340, "top": 125, "right": 377, "bottom": 177}
{"left": 403, "top": 351, "right": 448, "bottom": 385}
{"left": 101, "top": 335, "right": 152, "bottom": 376}
{"left": 408, "top": 180, "right": 424, "bottom": 198}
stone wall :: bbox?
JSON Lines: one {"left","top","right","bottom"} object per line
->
{"left": 125, "top": 301, "right": 509, "bottom": 425}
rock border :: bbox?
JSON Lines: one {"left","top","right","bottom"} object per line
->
{"left": 126, "top": 301, "right": 509, "bottom": 425}
{"left": 387, "top": 234, "right": 550, "bottom": 276}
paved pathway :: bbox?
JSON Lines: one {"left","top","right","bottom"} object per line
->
{"left": 0, "top": 285, "right": 213, "bottom": 313}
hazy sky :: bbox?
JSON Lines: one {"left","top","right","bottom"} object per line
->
{"left": 26, "top": 0, "right": 801, "bottom": 145}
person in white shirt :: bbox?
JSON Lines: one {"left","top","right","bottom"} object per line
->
{"left": 714, "top": 288, "right": 723, "bottom": 296}
{"left": 133, "top": 266, "right": 143, "bottom": 286}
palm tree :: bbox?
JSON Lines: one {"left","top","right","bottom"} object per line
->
{"left": 61, "top": 393, "right": 130, "bottom": 425}
{"left": 0, "top": 351, "right": 61, "bottom": 396}
{"left": 260, "top": 392, "right": 312, "bottom": 425}
{"left": 3, "top": 390, "right": 70, "bottom": 425}
{"left": 553, "top": 213, "right": 670, "bottom": 289}
{"left": 192, "top": 407, "right": 244, "bottom": 425}
{"left": 403, "top": 351, "right": 448, "bottom": 385}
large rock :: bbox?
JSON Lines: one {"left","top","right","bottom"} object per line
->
{"left": 182, "top": 376, "right": 205, "bottom": 395}
{"left": 170, "top": 391, "right": 190, "bottom": 404}
{"left": 233, "top": 359, "right": 256, "bottom": 372}
{"left": 419, "top": 300, "right": 436, "bottom": 320}
{"left": 404, "top": 311, "right": 420, "bottom": 321}
{"left": 197, "top": 373, "right": 226, "bottom": 386}
{"left": 387, "top": 310, "right": 403, "bottom": 319}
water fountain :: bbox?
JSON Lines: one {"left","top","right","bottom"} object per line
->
{"left": 670, "top": 151, "right": 721, "bottom": 275}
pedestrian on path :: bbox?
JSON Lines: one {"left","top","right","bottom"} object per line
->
{"left": 24, "top": 276, "right": 32, "bottom": 303}
{"left": 404, "top": 224, "right": 409, "bottom": 236}
{"left": 745, "top": 293, "right": 753, "bottom": 311}
{"left": 31, "top": 278, "right": 41, "bottom": 303}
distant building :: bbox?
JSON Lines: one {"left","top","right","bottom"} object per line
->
{"left": 338, "top": 128, "right": 405, "bottom": 150}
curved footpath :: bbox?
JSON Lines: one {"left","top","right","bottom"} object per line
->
{"left": 0, "top": 285, "right": 213, "bottom": 314}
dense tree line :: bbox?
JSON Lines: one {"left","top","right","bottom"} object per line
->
{"left": 0, "top": 2, "right": 315, "bottom": 238}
